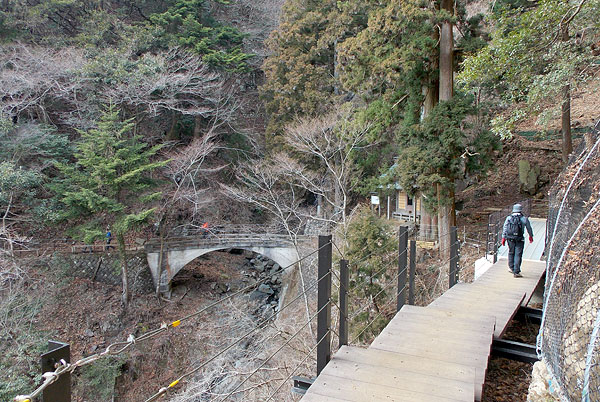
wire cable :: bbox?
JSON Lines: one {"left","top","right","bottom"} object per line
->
{"left": 14, "top": 241, "right": 331, "bottom": 402}
{"left": 216, "top": 301, "right": 331, "bottom": 401}
{"left": 350, "top": 284, "right": 408, "bottom": 344}
{"left": 264, "top": 330, "right": 331, "bottom": 402}
{"left": 331, "top": 239, "right": 346, "bottom": 260}
{"left": 143, "top": 273, "right": 332, "bottom": 402}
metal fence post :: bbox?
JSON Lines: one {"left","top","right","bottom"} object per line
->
{"left": 409, "top": 240, "right": 416, "bottom": 305}
{"left": 449, "top": 226, "right": 458, "bottom": 288}
{"left": 317, "top": 235, "right": 332, "bottom": 376}
{"left": 493, "top": 222, "right": 499, "bottom": 264}
{"left": 397, "top": 226, "right": 408, "bottom": 311}
{"left": 42, "top": 340, "right": 71, "bottom": 402}
{"left": 339, "top": 259, "right": 349, "bottom": 348}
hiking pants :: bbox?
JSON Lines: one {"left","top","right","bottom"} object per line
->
{"left": 507, "top": 239, "right": 525, "bottom": 274}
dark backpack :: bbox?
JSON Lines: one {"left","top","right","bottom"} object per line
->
{"left": 505, "top": 214, "right": 524, "bottom": 240}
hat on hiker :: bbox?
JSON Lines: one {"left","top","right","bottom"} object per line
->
{"left": 512, "top": 203, "right": 523, "bottom": 213}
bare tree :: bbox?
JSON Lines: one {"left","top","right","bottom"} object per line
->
{"left": 0, "top": 44, "right": 86, "bottom": 124}
{"left": 0, "top": 45, "right": 240, "bottom": 137}
{"left": 221, "top": 157, "right": 304, "bottom": 241}
{"left": 281, "top": 108, "right": 374, "bottom": 243}
{"left": 163, "top": 131, "right": 227, "bottom": 221}
{"left": 104, "top": 49, "right": 240, "bottom": 129}
{"left": 223, "top": 107, "right": 373, "bottom": 248}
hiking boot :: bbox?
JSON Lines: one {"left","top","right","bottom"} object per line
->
{"left": 513, "top": 272, "right": 523, "bottom": 278}
{"left": 508, "top": 269, "right": 514, "bottom": 273}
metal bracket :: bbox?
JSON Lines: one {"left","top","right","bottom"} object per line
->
{"left": 292, "top": 376, "right": 315, "bottom": 395}
{"left": 514, "top": 306, "right": 542, "bottom": 325}
{"left": 491, "top": 338, "right": 538, "bottom": 364}
{"left": 41, "top": 340, "right": 71, "bottom": 402}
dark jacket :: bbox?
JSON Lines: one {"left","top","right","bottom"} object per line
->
{"left": 502, "top": 213, "right": 533, "bottom": 241}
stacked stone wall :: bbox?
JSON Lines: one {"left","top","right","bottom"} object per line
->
{"left": 53, "top": 251, "right": 154, "bottom": 294}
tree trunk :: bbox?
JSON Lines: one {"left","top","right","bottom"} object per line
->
{"left": 437, "top": 0, "right": 455, "bottom": 259}
{"left": 437, "top": 184, "right": 449, "bottom": 258}
{"left": 194, "top": 115, "right": 203, "bottom": 137}
{"left": 419, "top": 25, "right": 439, "bottom": 242}
{"left": 333, "top": 39, "right": 340, "bottom": 96}
{"left": 439, "top": 0, "right": 454, "bottom": 102}
{"left": 166, "top": 111, "right": 179, "bottom": 141}
{"left": 561, "top": 85, "right": 572, "bottom": 162}
{"left": 118, "top": 234, "right": 130, "bottom": 307}
{"left": 560, "top": 25, "right": 572, "bottom": 163}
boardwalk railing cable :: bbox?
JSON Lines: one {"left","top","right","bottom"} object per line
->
{"left": 215, "top": 301, "right": 332, "bottom": 401}
{"left": 13, "top": 241, "right": 329, "bottom": 402}
{"left": 142, "top": 272, "right": 333, "bottom": 401}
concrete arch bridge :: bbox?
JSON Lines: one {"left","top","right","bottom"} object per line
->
{"left": 144, "top": 233, "right": 313, "bottom": 293}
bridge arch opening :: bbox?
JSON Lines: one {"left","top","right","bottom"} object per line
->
{"left": 169, "top": 249, "right": 294, "bottom": 319}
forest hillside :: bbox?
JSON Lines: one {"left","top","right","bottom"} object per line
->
{"left": 1, "top": 0, "right": 599, "bottom": 401}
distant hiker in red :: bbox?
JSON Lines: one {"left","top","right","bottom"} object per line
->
{"left": 501, "top": 204, "right": 534, "bottom": 278}
{"left": 201, "top": 222, "right": 209, "bottom": 238}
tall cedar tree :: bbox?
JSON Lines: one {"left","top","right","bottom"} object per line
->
{"left": 52, "top": 105, "right": 167, "bottom": 306}
{"left": 338, "top": 0, "right": 439, "bottom": 116}
{"left": 260, "top": 0, "right": 381, "bottom": 147}
{"left": 394, "top": 93, "right": 499, "bottom": 214}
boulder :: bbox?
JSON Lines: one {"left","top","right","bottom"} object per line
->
{"left": 518, "top": 160, "right": 541, "bottom": 195}
{"left": 249, "top": 290, "right": 268, "bottom": 302}
{"left": 258, "top": 284, "right": 274, "bottom": 295}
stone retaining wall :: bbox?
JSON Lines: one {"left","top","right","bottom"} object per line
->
{"left": 53, "top": 251, "right": 154, "bottom": 294}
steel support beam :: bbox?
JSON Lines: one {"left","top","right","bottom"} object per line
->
{"left": 292, "top": 376, "right": 315, "bottom": 395}
{"left": 514, "top": 306, "right": 543, "bottom": 325}
{"left": 492, "top": 338, "right": 539, "bottom": 364}
{"left": 317, "top": 235, "right": 332, "bottom": 376}
{"left": 408, "top": 240, "right": 416, "bottom": 305}
{"left": 42, "top": 340, "right": 71, "bottom": 402}
{"left": 339, "top": 259, "right": 349, "bottom": 348}
{"left": 397, "top": 226, "right": 408, "bottom": 311}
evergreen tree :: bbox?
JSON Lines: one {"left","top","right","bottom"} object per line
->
{"left": 345, "top": 206, "right": 396, "bottom": 342}
{"left": 338, "top": 0, "right": 439, "bottom": 114}
{"left": 260, "top": 0, "right": 380, "bottom": 147}
{"left": 394, "top": 93, "right": 499, "bottom": 213}
{"left": 51, "top": 105, "right": 167, "bottom": 306}
{"left": 149, "top": 0, "right": 250, "bottom": 71}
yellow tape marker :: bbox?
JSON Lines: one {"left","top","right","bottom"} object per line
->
{"left": 169, "top": 380, "right": 180, "bottom": 388}
{"left": 171, "top": 320, "right": 181, "bottom": 328}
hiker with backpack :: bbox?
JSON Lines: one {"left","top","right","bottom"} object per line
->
{"left": 501, "top": 203, "right": 534, "bottom": 278}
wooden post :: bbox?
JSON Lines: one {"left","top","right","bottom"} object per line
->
{"left": 339, "top": 259, "right": 349, "bottom": 348}
{"left": 409, "top": 240, "right": 416, "bottom": 305}
{"left": 317, "top": 235, "right": 332, "bottom": 376}
{"left": 449, "top": 226, "right": 459, "bottom": 288}
{"left": 397, "top": 226, "right": 408, "bottom": 311}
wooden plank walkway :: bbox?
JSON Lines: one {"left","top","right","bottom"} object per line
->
{"left": 497, "top": 217, "right": 547, "bottom": 260}
{"left": 301, "top": 258, "right": 546, "bottom": 402}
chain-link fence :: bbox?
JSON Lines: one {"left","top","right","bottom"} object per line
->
{"left": 538, "top": 120, "right": 600, "bottom": 401}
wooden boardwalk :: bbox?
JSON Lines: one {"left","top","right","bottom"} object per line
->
{"left": 301, "top": 258, "right": 546, "bottom": 402}
{"left": 497, "top": 217, "right": 547, "bottom": 260}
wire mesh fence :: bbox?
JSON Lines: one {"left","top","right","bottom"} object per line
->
{"left": 539, "top": 120, "right": 600, "bottom": 401}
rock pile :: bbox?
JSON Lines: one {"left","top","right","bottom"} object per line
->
{"left": 240, "top": 253, "right": 285, "bottom": 320}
